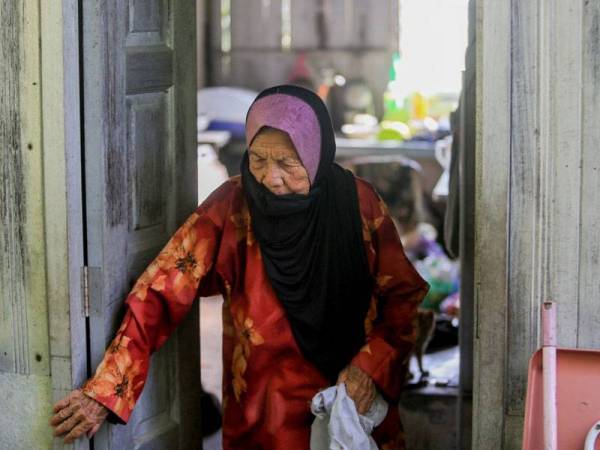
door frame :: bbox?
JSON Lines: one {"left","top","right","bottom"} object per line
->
{"left": 54, "top": 1, "right": 506, "bottom": 448}
{"left": 472, "top": 0, "right": 512, "bottom": 447}
{"left": 46, "top": 1, "right": 90, "bottom": 448}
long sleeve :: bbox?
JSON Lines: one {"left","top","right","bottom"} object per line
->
{"left": 82, "top": 195, "right": 225, "bottom": 423}
{"left": 350, "top": 187, "right": 429, "bottom": 401}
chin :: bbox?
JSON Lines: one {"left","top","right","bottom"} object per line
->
{"left": 267, "top": 187, "right": 290, "bottom": 195}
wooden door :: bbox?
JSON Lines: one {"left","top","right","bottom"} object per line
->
{"left": 81, "top": 1, "right": 200, "bottom": 448}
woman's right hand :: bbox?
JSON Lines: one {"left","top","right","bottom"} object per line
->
{"left": 337, "top": 364, "right": 377, "bottom": 415}
{"left": 49, "top": 389, "right": 109, "bottom": 443}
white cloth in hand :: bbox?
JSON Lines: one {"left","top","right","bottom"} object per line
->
{"left": 310, "top": 383, "right": 388, "bottom": 450}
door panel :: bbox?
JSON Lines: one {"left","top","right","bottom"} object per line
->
{"left": 82, "top": 1, "right": 199, "bottom": 448}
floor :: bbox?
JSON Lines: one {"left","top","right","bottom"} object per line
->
{"left": 401, "top": 346, "right": 460, "bottom": 450}
{"left": 408, "top": 345, "right": 460, "bottom": 389}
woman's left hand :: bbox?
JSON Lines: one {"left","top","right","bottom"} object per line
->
{"left": 337, "top": 364, "right": 376, "bottom": 415}
{"left": 50, "top": 389, "right": 109, "bottom": 443}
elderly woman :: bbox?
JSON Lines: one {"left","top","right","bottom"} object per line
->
{"left": 50, "top": 85, "right": 428, "bottom": 449}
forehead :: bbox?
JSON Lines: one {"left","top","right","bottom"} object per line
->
{"left": 250, "top": 128, "right": 296, "bottom": 151}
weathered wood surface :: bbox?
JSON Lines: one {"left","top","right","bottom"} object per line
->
{"left": 197, "top": 0, "right": 207, "bottom": 87}
{"left": 475, "top": 0, "right": 600, "bottom": 447}
{"left": 82, "top": 0, "right": 199, "bottom": 448}
{"left": 42, "top": 2, "right": 91, "bottom": 449}
{"left": 506, "top": 0, "right": 539, "bottom": 417}
{"left": 457, "top": 3, "right": 475, "bottom": 449}
{"left": 173, "top": 1, "right": 202, "bottom": 446}
{"left": 289, "top": 0, "right": 398, "bottom": 49}
{"left": 473, "top": 0, "right": 511, "bottom": 448}
{"left": 45, "top": 0, "right": 89, "bottom": 406}
{"left": 1, "top": 0, "right": 31, "bottom": 377}
{"left": 547, "top": 0, "right": 583, "bottom": 349}
{"left": 0, "top": 0, "right": 84, "bottom": 448}
{"left": 231, "top": 0, "right": 283, "bottom": 49}
{"left": 579, "top": 0, "right": 600, "bottom": 351}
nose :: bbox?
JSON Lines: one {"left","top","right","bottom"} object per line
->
{"left": 264, "top": 161, "right": 284, "bottom": 188}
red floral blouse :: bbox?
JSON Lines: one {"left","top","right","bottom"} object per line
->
{"left": 83, "top": 175, "right": 428, "bottom": 449}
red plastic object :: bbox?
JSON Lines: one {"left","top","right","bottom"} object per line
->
{"left": 522, "top": 347, "right": 600, "bottom": 450}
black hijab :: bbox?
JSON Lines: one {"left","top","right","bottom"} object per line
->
{"left": 241, "top": 85, "right": 374, "bottom": 381}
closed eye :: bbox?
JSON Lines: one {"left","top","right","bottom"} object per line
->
{"left": 281, "top": 158, "right": 301, "bottom": 167}
{"left": 249, "top": 153, "right": 266, "bottom": 164}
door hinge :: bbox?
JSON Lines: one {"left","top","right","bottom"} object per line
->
{"left": 82, "top": 265, "right": 90, "bottom": 317}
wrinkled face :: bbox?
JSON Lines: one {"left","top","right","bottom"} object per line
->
{"left": 249, "top": 128, "right": 311, "bottom": 195}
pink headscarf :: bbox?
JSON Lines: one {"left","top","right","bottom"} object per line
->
{"left": 245, "top": 93, "right": 322, "bottom": 184}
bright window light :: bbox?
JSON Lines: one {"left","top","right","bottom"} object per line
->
{"left": 398, "top": 0, "right": 469, "bottom": 96}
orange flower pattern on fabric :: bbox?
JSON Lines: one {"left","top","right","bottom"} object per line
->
{"left": 377, "top": 274, "right": 393, "bottom": 290}
{"left": 363, "top": 275, "right": 394, "bottom": 335}
{"left": 230, "top": 202, "right": 255, "bottom": 246}
{"left": 159, "top": 231, "right": 210, "bottom": 299}
{"left": 362, "top": 215, "right": 385, "bottom": 242}
{"left": 362, "top": 194, "right": 389, "bottom": 242}
{"left": 231, "top": 309, "right": 265, "bottom": 402}
{"left": 364, "top": 296, "right": 378, "bottom": 336}
{"left": 222, "top": 281, "right": 236, "bottom": 338}
{"left": 84, "top": 336, "right": 144, "bottom": 418}
{"left": 378, "top": 197, "right": 390, "bottom": 216}
{"left": 130, "top": 261, "right": 163, "bottom": 301}
{"left": 131, "top": 212, "right": 206, "bottom": 301}
{"left": 164, "top": 234, "right": 210, "bottom": 296}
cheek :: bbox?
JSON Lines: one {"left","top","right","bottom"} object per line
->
{"left": 283, "top": 167, "right": 311, "bottom": 193}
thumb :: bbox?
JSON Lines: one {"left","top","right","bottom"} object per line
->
{"left": 337, "top": 367, "right": 350, "bottom": 384}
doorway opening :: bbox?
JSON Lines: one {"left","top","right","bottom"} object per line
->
{"left": 196, "top": 1, "right": 474, "bottom": 448}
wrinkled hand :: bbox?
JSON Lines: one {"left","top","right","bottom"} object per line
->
{"left": 337, "top": 365, "right": 376, "bottom": 415}
{"left": 49, "top": 389, "right": 109, "bottom": 443}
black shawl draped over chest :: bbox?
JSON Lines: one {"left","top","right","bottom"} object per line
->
{"left": 241, "top": 85, "right": 374, "bottom": 381}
